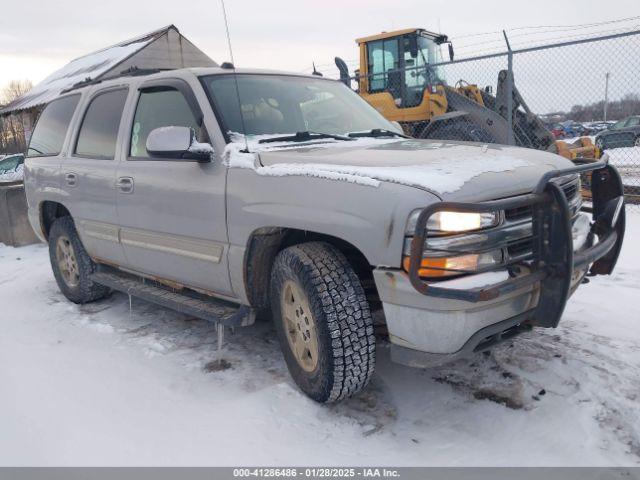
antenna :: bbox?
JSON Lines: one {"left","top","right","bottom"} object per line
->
{"left": 220, "top": 0, "right": 250, "bottom": 152}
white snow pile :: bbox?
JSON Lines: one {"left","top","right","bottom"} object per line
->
{"left": 223, "top": 133, "right": 530, "bottom": 193}
{"left": 0, "top": 163, "right": 24, "bottom": 183}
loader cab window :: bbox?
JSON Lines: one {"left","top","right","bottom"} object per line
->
{"left": 368, "top": 38, "right": 400, "bottom": 95}
{"left": 403, "top": 34, "right": 446, "bottom": 89}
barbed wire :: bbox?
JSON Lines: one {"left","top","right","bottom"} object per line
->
{"left": 450, "top": 15, "right": 640, "bottom": 41}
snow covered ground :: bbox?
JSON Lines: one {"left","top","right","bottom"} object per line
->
{"left": 1, "top": 215, "right": 639, "bottom": 467}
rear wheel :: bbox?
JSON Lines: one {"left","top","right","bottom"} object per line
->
{"left": 270, "top": 242, "right": 375, "bottom": 403}
{"left": 634, "top": 136, "right": 640, "bottom": 148}
{"left": 48, "top": 216, "right": 111, "bottom": 304}
{"left": 421, "top": 119, "right": 496, "bottom": 143}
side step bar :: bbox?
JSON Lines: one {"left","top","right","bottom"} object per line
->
{"left": 90, "top": 269, "right": 255, "bottom": 327}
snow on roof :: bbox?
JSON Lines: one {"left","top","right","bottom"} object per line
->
{"left": 0, "top": 26, "right": 174, "bottom": 115}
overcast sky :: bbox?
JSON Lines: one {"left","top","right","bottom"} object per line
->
{"left": 1, "top": 0, "right": 639, "bottom": 112}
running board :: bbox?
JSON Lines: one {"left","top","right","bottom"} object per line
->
{"left": 90, "top": 270, "right": 255, "bottom": 327}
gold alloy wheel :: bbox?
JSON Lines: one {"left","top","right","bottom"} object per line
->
{"left": 56, "top": 236, "right": 80, "bottom": 288}
{"left": 281, "top": 280, "right": 319, "bottom": 372}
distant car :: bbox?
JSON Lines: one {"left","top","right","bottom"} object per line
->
{"left": 584, "top": 121, "right": 612, "bottom": 134}
{"left": 558, "top": 121, "right": 592, "bottom": 138}
{"left": 0, "top": 153, "right": 25, "bottom": 181}
{"left": 548, "top": 123, "right": 566, "bottom": 139}
{"left": 595, "top": 116, "right": 640, "bottom": 150}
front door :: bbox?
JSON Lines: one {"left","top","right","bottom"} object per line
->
{"left": 115, "top": 79, "right": 232, "bottom": 296}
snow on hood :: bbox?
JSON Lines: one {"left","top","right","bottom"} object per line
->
{"left": 223, "top": 133, "right": 400, "bottom": 187}
{"left": 223, "top": 133, "right": 570, "bottom": 195}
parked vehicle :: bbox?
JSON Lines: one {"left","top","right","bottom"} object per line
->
{"left": 584, "top": 121, "right": 613, "bottom": 135}
{"left": 0, "top": 153, "right": 25, "bottom": 183}
{"left": 24, "top": 67, "right": 625, "bottom": 403}
{"left": 595, "top": 116, "right": 640, "bottom": 150}
{"left": 334, "top": 28, "right": 598, "bottom": 162}
{"left": 548, "top": 123, "right": 567, "bottom": 139}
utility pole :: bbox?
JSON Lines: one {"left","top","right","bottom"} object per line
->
{"left": 604, "top": 72, "right": 610, "bottom": 122}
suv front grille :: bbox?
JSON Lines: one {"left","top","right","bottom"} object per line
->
{"left": 504, "top": 177, "right": 581, "bottom": 222}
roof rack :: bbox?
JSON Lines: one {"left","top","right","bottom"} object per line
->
{"left": 60, "top": 67, "right": 168, "bottom": 94}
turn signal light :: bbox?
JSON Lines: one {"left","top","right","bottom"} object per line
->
{"left": 402, "top": 249, "right": 503, "bottom": 279}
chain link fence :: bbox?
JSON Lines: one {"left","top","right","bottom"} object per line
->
{"left": 326, "top": 29, "right": 640, "bottom": 208}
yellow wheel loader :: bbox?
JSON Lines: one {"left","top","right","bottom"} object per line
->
{"left": 334, "top": 28, "right": 598, "bottom": 162}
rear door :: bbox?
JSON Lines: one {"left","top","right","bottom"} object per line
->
{"left": 63, "top": 87, "right": 129, "bottom": 265}
{"left": 114, "top": 78, "right": 231, "bottom": 295}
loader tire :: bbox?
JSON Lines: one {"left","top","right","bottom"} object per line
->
{"left": 422, "top": 119, "right": 496, "bottom": 143}
{"left": 49, "top": 216, "right": 111, "bottom": 304}
{"left": 270, "top": 242, "right": 375, "bottom": 403}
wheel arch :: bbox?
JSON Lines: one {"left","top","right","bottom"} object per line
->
{"left": 242, "top": 227, "right": 380, "bottom": 311}
{"left": 39, "top": 200, "right": 72, "bottom": 240}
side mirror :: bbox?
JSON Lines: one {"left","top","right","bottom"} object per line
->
{"left": 146, "top": 126, "right": 214, "bottom": 162}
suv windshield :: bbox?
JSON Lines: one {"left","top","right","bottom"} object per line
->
{"left": 201, "top": 74, "right": 401, "bottom": 139}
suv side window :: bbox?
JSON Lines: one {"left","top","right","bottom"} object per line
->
{"left": 129, "top": 89, "right": 202, "bottom": 158}
{"left": 74, "top": 89, "right": 128, "bottom": 159}
{"left": 625, "top": 117, "right": 640, "bottom": 128}
{"left": 27, "top": 95, "right": 80, "bottom": 157}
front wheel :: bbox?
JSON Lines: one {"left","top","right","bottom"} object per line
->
{"left": 270, "top": 242, "right": 375, "bottom": 403}
{"left": 596, "top": 137, "right": 606, "bottom": 151}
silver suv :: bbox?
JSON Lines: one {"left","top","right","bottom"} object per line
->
{"left": 24, "top": 67, "right": 626, "bottom": 403}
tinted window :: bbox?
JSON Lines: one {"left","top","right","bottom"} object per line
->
{"left": 27, "top": 95, "right": 80, "bottom": 157}
{"left": 75, "top": 89, "right": 128, "bottom": 159}
{"left": 130, "top": 89, "right": 201, "bottom": 158}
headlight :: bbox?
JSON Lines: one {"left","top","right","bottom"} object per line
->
{"left": 405, "top": 209, "right": 500, "bottom": 235}
{"left": 403, "top": 208, "right": 503, "bottom": 279}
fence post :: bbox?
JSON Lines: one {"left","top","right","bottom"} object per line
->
{"left": 503, "top": 30, "right": 515, "bottom": 146}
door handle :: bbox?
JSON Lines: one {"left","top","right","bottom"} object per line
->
{"left": 116, "top": 176, "right": 134, "bottom": 194}
{"left": 65, "top": 172, "right": 77, "bottom": 187}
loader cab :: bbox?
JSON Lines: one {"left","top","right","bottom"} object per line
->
{"left": 358, "top": 28, "right": 448, "bottom": 117}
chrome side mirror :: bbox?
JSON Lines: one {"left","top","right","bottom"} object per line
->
{"left": 146, "top": 126, "right": 214, "bottom": 162}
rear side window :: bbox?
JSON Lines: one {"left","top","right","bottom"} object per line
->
{"left": 27, "top": 95, "right": 80, "bottom": 157}
{"left": 75, "top": 89, "right": 128, "bottom": 159}
{"left": 129, "top": 89, "right": 201, "bottom": 158}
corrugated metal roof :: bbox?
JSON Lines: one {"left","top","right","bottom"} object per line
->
{"left": 0, "top": 26, "right": 176, "bottom": 115}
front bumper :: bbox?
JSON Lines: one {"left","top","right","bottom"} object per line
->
{"left": 377, "top": 161, "right": 625, "bottom": 368}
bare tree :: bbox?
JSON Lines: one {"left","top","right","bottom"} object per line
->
{"left": 2, "top": 79, "right": 33, "bottom": 104}
{"left": 0, "top": 79, "right": 33, "bottom": 154}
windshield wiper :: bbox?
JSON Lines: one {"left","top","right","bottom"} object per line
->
{"left": 258, "top": 131, "right": 354, "bottom": 144}
{"left": 347, "top": 128, "right": 410, "bottom": 139}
